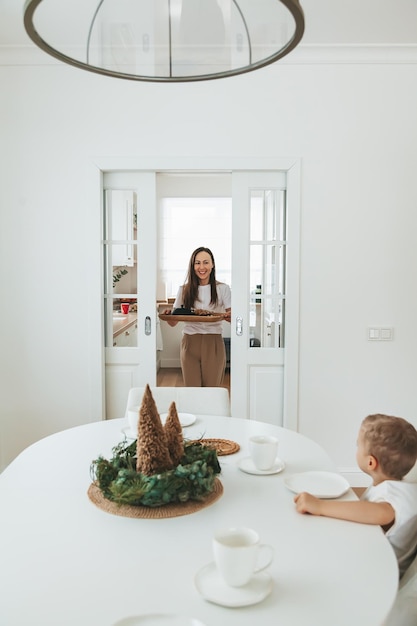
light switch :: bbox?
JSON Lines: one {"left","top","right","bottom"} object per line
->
{"left": 367, "top": 326, "right": 393, "bottom": 341}
{"left": 380, "top": 328, "right": 393, "bottom": 340}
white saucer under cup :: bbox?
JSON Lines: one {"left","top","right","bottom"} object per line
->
{"left": 194, "top": 562, "right": 272, "bottom": 608}
{"left": 238, "top": 456, "right": 285, "bottom": 476}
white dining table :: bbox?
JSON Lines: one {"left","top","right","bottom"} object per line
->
{"left": 0, "top": 415, "right": 398, "bottom": 626}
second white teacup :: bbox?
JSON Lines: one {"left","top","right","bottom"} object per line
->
{"left": 213, "top": 526, "right": 274, "bottom": 587}
{"left": 249, "top": 435, "right": 279, "bottom": 470}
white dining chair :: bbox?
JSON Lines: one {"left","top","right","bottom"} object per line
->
{"left": 125, "top": 386, "right": 231, "bottom": 418}
{"left": 384, "top": 550, "right": 417, "bottom": 626}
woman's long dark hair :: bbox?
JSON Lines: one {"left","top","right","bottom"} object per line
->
{"left": 182, "top": 247, "right": 218, "bottom": 309}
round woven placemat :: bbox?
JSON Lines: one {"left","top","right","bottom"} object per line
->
{"left": 87, "top": 477, "right": 223, "bottom": 519}
{"left": 191, "top": 438, "right": 240, "bottom": 455}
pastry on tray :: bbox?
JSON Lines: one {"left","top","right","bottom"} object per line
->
{"left": 171, "top": 307, "right": 221, "bottom": 317}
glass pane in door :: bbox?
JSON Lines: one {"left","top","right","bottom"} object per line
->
{"left": 249, "top": 188, "right": 286, "bottom": 349}
{"left": 103, "top": 189, "right": 138, "bottom": 347}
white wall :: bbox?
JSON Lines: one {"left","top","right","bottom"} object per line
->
{"left": 1, "top": 45, "right": 417, "bottom": 481}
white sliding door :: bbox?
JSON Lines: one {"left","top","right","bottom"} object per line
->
{"left": 231, "top": 171, "right": 287, "bottom": 424}
{"left": 103, "top": 171, "right": 157, "bottom": 419}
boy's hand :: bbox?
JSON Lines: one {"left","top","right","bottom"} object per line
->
{"left": 294, "top": 491, "right": 322, "bottom": 515}
{"left": 294, "top": 490, "right": 396, "bottom": 526}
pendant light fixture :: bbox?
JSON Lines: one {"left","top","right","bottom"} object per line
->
{"left": 24, "top": 0, "right": 304, "bottom": 82}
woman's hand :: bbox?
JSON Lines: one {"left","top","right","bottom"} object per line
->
{"left": 223, "top": 308, "right": 231, "bottom": 323}
{"left": 162, "top": 309, "right": 178, "bottom": 327}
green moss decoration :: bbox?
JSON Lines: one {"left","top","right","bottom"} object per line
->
{"left": 91, "top": 439, "right": 221, "bottom": 508}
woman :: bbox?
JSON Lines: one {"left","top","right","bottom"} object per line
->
{"left": 164, "top": 247, "right": 231, "bottom": 387}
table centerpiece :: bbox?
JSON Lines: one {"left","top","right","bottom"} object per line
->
{"left": 88, "top": 385, "right": 223, "bottom": 518}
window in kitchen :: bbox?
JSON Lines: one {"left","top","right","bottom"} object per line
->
{"left": 249, "top": 188, "right": 286, "bottom": 348}
{"left": 158, "top": 197, "right": 232, "bottom": 300}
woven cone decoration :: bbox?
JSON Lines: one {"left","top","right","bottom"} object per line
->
{"left": 164, "top": 401, "right": 184, "bottom": 467}
{"left": 136, "top": 384, "right": 173, "bottom": 475}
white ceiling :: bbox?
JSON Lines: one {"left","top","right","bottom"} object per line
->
{"left": 1, "top": 0, "right": 417, "bottom": 48}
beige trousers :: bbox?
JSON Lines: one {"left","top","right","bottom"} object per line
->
{"left": 180, "top": 334, "right": 226, "bottom": 387}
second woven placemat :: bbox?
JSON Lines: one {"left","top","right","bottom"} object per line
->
{"left": 191, "top": 438, "right": 240, "bottom": 455}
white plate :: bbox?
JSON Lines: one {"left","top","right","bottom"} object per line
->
{"left": 127, "top": 407, "right": 196, "bottom": 429}
{"left": 194, "top": 562, "right": 272, "bottom": 608}
{"left": 112, "top": 615, "right": 206, "bottom": 626}
{"left": 160, "top": 412, "right": 196, "bottom": 427}
{"left": 284, "top": 471, "right": 350, "bottom": 498}
{"left": 238, "top": 456, "right": 285, "bottom": 476}
{"left": 121, "top": 426, "right": 137, "bottom": 440}
{"left": 122, "top": 412, "right": 196, "bottom": 439}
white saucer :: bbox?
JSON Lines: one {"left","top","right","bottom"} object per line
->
{"left": 284, "top": 470, "right": 350, "bottom": 498}
{"left": 160, "top": 412, "right": 196, "bottom": 427}
{"left": 194, "top": 562, "right": 272, "bottom": 607}
{"left": 112, "top": 615, "right": 206, "bottom": 626}
{"left": 238, "top": 456, "right": 285, "bottom": 475}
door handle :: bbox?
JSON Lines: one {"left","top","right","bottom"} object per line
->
{"left": 145, "top": 316, "right": 151, "bottom": 335}
{"left": 236, "top": 316, "right": 243, "bottom": 336}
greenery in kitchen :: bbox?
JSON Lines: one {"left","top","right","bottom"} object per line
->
{"left": 113, "top": 267, "right": 128, "bottom": 286}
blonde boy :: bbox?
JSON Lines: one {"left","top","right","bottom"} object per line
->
{"left": 295, "top": 414, "right": 417, "bottom": 577}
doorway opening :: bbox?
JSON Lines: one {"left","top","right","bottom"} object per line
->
{"left": 156, "top": 172, "right": 232, "bottom": 390}
{"left": 99, "top": 159, "right": 299, "bottom": 428}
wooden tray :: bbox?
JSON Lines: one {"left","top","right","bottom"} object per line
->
{"left": 159, "top": 313, "right": 224, "bottom": 323}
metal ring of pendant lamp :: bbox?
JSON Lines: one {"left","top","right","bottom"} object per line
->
{"left": 23, "top": 0, "right": 305, "bottom": 82}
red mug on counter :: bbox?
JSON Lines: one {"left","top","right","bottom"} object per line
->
{"left": 121, "top": 303, "right": 130, "bottom": 314}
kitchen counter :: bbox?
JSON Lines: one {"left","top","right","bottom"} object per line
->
{"left": 113, "top": 312, "right": 137, "bottom": 338}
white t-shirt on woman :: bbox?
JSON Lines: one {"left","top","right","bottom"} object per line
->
{"left": 173, "top": 283, "right": 231, "bottom": 335}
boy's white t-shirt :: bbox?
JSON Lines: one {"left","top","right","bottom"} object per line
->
{"left": 362, "top": 480, "right": 417, "bottom": 577}
{"left": 173, "top": 283, "right": 231, "bottom": 335}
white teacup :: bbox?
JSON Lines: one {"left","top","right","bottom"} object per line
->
{"left": 249, "top": 435, "right": 279, "bottom": 471}
{"left": 213, "top": 527, "right": 273, "bottom": 587}
{"left": 127, "top": 406, "right": 139, "bottom": 434}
